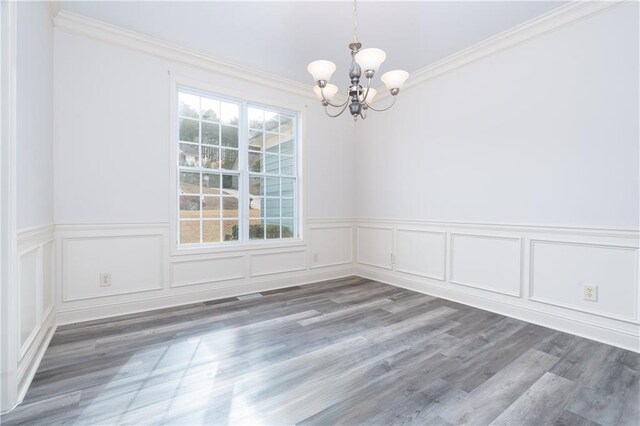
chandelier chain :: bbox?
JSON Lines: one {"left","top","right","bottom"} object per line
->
{"left": 352, "top": 0, "right": 358, "bottom": 43}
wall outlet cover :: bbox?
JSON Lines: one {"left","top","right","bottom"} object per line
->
{"left": 583, "top": 285, "right": 597, "bottom": 302}
{"left": 99, "top": 272, "right": 112, "bottom": 287}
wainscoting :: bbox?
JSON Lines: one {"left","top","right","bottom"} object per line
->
{"left": 55, "top": 219, "right": 355, "bottom": 325}
{"left": 6, "top": 216, "right": 640, "bottom": 414}
{"left": 54, "top": 218, "right": 640, "bottom": 350}
{"left": 15, "top": 224, "right": 57, "bottom": 404}
{"left": 354, "top": 219, "right": 640, "bottom": 352}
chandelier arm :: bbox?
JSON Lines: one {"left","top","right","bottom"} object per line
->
{"left": 360, "top": 77, "right": 373, "bottom": 104}
{"left": 365, "top": 95, "right": 397, "bottom": 112}
{"left": 320, "top": 85, "right": 349, "bottom": 108}
{"left": 323, "top": 101, "right": 350, "bottom": 118}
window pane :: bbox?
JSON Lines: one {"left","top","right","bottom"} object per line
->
{"left": 265, "top": 112, "right": 278, "bottom": 132}
{"left": 179, "top": 143, "right": 199, "bottom": 167}
{"left": 180, "top": 196, "right": 200, "bottom": 219}
{"left": 249, "top": 195, "right": 262, "bottom": 217}
{"left": 222, "top": 197, "right": 238, "bottom": 218}
{"left": 282, "top": 219, "right": 294, "bottom": 238}
{"left": 223, "top": 220, "right": 239, "bottom": 241}
{"left": 180, "top": 172, "right": 199, "bottom": 194}
{"left": 202, "top": 196, "right": 220, "bottom": 218}
{"left": 266, "top": 219, "right": 280, "bottom": 239}
{"left": 280, "top": 156, "right": 295, "bottom": 175}
{"left": 179, "top": 93, "right": 199, "bottom": 118}
{"left": 203, "top": 220, "right": 221, "bottom": 243}
{"left": 282, "top": 198, "right": 294, "bottom": 218}
{"left": 249, "top": 130, "right": 263, "bottom": 151}
{"left": 249, "top": 176, "right": 263, "bottom": 196}
{"left": 180, "top": 221, "right": 200, "bottom": 244}
{"left": 202, "top": 173, "right": 220, "bottom": 194}
{"left": 201, "top": 97, "right": 219, "bottom": 122}
{"left": 221, "top": 148, "right": 239, "bottom": 170}
{"left": 266, "top": 177, "right": 279, "bottom": 196}
{"left": 280, "top": 136, "right": 294, "bottom": 155}
{"left": 222, "top": 174, "right": 239, "bottom": 193}
{"left": 248, "top": 107, "right": 264, "bottom": 130}
{"left": 265, "top": 154, "right": 279, "bottom": 173}
{"left": 265, "top": 133, "right": 279, "bottom": 153}
{"left": 179, "top": 118, "right": 199, "bottom": 142}
{"left": 280, "top": 115, "right": 293, "bottom": 135}
{"left": 281, "top": 178, "right": 295, "bottom": 197}
{"left": 222, "top": 125, "right": 238, "bottom": 148}
{"left": 266, "top": 198, "right": 280, "bottom": 217}
{"left": 201, "top": 146, "right": 220, "bottom": 169}
{"left": 249, "top": 219, "right": 265, "bottom": 240}
{"left": 221, "top": 102, "right": 239, "bottom": 125}
{"left": 201, "top": 122, "right": 219, "bottom": 145}
{"left": 248, "top": 152, "right": 262, "bottom": 173}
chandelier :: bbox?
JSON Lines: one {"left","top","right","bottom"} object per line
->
{"left": 307, "top": 0, "right": 409, "bottom": 121}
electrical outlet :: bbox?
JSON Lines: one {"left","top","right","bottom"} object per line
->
{"left": 99, "top": 272, "right": 112, "bottom": 287}
{"left": 313, "top": 253, "right": 319, "bottom": 263}
{"left": 583, "top": 285, "right": 597, "bottom": 302}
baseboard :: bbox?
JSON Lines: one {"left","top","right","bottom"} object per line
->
{"left": 15, "top": 310, "right": 57, "bottom": 410}
{"left": 356, "top": 266, "right": 639, "bottom": 353}
{"left": 57, "top": 266, "right": 354, "bottom": 325}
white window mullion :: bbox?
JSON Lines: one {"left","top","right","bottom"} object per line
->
{"left": 239, "top": 101, "right": 250, "bottom": 243}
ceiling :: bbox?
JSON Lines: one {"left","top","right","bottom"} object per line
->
{"left": 58, "top": 1, "right": 565, "bottom": 86}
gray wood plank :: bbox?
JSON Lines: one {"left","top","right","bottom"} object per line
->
{"left": 1, "top": 276, "right": 637, "bottom": 426}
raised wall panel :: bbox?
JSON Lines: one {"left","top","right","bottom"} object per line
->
{"left": 357, "top": 226, "right": 393, "bottom": 269}
{"left": 450, "top": 233, "right": 522, "bottom": 297}
{"left": 530, "top": 240, "right": 638, "bottom": 321}
{"left": 250, "top": 250, "right": 306, "bottom": 277}
{"left": 310, "top": 226, "right": 353, "bottom": 268}
{"left": 171, "top": 255, "right": 245, "bottom": 288}
{"left": 42, "top": 241, "right": 54, "bottom": 314}
{"left": 396, "top": 229, "right": 446, "bottom": 280}
{"left": 62, "top": 234, "right": 164, "bottom": 302}
{"left": 20, "top": 248, "right": 39, "bottom": 349}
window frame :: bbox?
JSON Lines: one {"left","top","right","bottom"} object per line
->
{"left": 169, "top": 76, "right": 306, "bottom": 256}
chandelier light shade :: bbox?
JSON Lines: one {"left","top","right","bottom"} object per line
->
{"left": 381, "top": 70, "right": 410, "bottom": 91}
{"left": 355, "top": 48, "right": 387, "bottom": 74}
{"left": 307, "top": 60, "right": 337, "bottom": 83}
{"left": 307, "top": 0, "right": 408, "bottom": 121}
{"left": 314, "top": 84, "right": 339, "bottom": 101}
{"left": 358, "top": 88, "right": 377, "bottom": 103}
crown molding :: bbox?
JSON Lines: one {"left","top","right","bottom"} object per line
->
{"left": 53, "top": 1, "right": 620, "bottom": 105}
{"left": 375, "top": 0, "right": 623, "bottom": 100}
{"left": 47, "top": 0, "right": 61, "bottom": 23}
{"left": 53, "top": 10, "right": 316, "bottom": 100}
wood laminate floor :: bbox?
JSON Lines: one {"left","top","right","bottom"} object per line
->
{"left": 2, "top": 277, "right": 638, "bottom": 425}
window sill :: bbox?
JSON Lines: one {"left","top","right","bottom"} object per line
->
{"left": 171, "top": 238, "right": 306, "bottom": 257}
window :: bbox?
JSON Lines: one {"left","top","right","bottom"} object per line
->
{"left": 176, "top": 87, "right": 298, "bottom": 246}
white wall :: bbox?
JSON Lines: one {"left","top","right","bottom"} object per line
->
{"left": 53, "top": 28, "right": 356, "bottom": 323}
{"left": 354, "top": 3, "right": 640, "bottom": 351}
{"left": 356, "top": 2, "right": 639, "bottom": 230}
{"left": 17, "top": 1, "right": 54, "bottom": 230}
{"left": 53, "top": 31, "right": 354, "bottom": 224}
{"left": 1, "top": 1, "right": 57, "bottom": 412}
